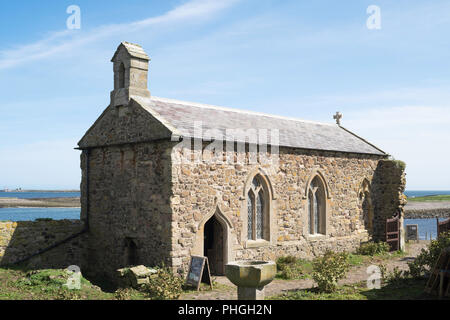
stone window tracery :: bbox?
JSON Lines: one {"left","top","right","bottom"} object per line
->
{"left": 308, "top": 176, "right": 326, "bottom": 235}
{"left": 247, "top": 175, "right": 268, "bottom": 240}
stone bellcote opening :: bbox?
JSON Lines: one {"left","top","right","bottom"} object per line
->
{"left": 118, "top": 63, "right": 125, "bottom": 89}
{"left": 110, "top": 42, "right": 151, "bottom": 107}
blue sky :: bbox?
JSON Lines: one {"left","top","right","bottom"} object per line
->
{"left": 1, "top": 0, "right": 449, "bottom": 190}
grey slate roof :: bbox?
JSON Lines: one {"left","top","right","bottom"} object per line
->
{"left": 133, "top": 96, "right": 386, "bottom": 156}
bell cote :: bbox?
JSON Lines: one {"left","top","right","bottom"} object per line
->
{"left": 110, "top": 42, "right": 150, "bottom": 107}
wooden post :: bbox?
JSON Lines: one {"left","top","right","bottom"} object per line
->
{"left": 437, "top": 218, "right": 439, "bottom": 240}
{"left": 439, "top": 270, "right": 445, "bottom": 299}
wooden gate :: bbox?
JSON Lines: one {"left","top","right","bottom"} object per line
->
{"left": 386, "top": 217, "right": 400, "bottom": 252}
{"left": 424, "top": 247, "right": 450, "bottom": 297}
{"left": 437, "top": 218, "right": 450, "bottom": 239}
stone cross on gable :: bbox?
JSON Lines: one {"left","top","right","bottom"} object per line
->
{"left": 333, "top": 112, "right": 343, "bottom": 125}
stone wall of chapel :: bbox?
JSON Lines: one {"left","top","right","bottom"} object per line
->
{"left": 80, "top": 141, "right": 174, "bottom": 282}
{"left": 170, "top": 144, "right": 385, "bottom": 274}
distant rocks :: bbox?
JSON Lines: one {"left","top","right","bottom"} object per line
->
{"left": 0, "top": 197, "right": 80, "bottom": 208}
{"left": 404, "top": 201, "right": 450, "bottom": 219}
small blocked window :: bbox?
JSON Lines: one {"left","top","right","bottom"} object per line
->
{"left": 125, "top": 238, "right": 138, "bottom": 266}
{"left": 359, "top": 180, "right": 374, "bottom": 235}
{"left": 247, "top": 175, "right": 269, "bottom": 240}
{"left": 308, "top": 176, "right": 326, "bottom": 235}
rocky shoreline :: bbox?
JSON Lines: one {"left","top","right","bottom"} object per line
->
{"left": 404, "top": 201, "right": 450, "bottom": 219}
{"left": 0, "top": 197, "right": 80, "bottom": 208}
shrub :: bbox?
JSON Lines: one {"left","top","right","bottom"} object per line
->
{"left": 384, "top": 267, "right": 406, "bottom": 286}
{"left": 276, "top": 256, "right": 310, "bottom": 280}
{"left": 277, "top": 256, "right": 297, "bottom": 266}
{"left": 312, "top": 251, "right": 350, "bottom": 293}
{"left": 142, "top": 267, "right": 183, "bottom": 300}
{"left": 357, "top": 241, "right": 390, "bottom": 256}
{"left": 407, "top": 231, "right": 450, "bottom": 278}
{"left": 56, "top": 289, "right": 82, "bottom": 300}
{"left": 377, "top": 262, "right": 387, "bottom": 281}
{"left": 114, "top": 288, "right": 132, "bottom": 300}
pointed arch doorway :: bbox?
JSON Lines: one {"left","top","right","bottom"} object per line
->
{"left": 194, "top": 205, "right": 234, "bottom": 276}
{"left": 204, "top": 215, "right": 225, "bottom": 275}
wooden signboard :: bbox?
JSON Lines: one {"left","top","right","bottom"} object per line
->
{"left": 185, "top": 255, "right": 213, "bottom": 291}
{"left": 406, "top": 224, "right": 419, "bottom": 242}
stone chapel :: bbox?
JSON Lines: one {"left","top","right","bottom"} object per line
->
{"left": 77, "top": 42, "right": 406, "bottom": 282}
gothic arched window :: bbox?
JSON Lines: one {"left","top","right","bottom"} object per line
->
{"left": 308, "top": 176, "right": 326, "bottom": 235}
{"left": 247, "top": 175, "right": 268, "bottom": 240}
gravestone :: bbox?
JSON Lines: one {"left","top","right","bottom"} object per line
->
{"left": 406, "top": 224, "right": 419, "bottom": 242}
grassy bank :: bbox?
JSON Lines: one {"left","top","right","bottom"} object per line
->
{"left": 408, "top": 195, "right": 450, "bottom": 202}
{"left": 0, "top": 267, "right": 228, "bottom": 300}
{"left": 0, "top": 267, "right": 146, "bottom": 300}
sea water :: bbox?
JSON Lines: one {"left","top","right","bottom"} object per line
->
{"left": 0, "top": 207, "right": 80, "bottom": 222}
{"left": 0, "top": 191, "right": 80, "bottom": 221}
{"left": 0, "top": 191, "right": 80, "bottom": 199}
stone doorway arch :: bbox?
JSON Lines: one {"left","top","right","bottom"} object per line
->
{"left": 204, "top": 215, "right": 225, "bottom": 275}
{"left": 193, "top": 204, "right": 234, "bottom": 276}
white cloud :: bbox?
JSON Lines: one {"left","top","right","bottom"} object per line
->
{"left": 0, "top": 0, "right": 239, "bottom": 70}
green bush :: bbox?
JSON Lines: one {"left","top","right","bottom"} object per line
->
{"left": 407, "top": 231, "right": 450, "bottom": 278}
{"left": 393, "top": 160, "right": 406, "bottom": 171}
{"left": 312, "top": 251, "right": 350, "bottom": 293}
{"left": 356, "top": 241, "right": 390, "bottom": 256}
{"left": 142, "top": 267, "right": 183, "bottom": 300}
{"left": 384, "top": 267, "right": 407, "bottom": 286}
{"left": 276, "top": 256, "right": 311, "bottom": 280}
{"left": 277, "top": 256, "right": 297, "bottom": 265}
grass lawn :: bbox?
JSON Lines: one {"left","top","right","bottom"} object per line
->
{"left": 0, "top": 266, "right": 230, "bottom": 300}
{"left": 269, "top": 278, "right": 440, "bottom": 300}
{"left": 182, "top": 280, "right": 233, "bottom": 294}
{"left": 0, "top": 267, "right": 147, "bottom": 300}
{"left": 407, "top": 195, "right": 450, "bottom": 202}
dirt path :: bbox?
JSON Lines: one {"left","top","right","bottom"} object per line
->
{"left": 180, "top": 242, "right": 428, "bottom": 300}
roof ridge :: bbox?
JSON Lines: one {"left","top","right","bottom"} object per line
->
{"left": 150, "top": 96, "right": 336, "bottom": 127}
